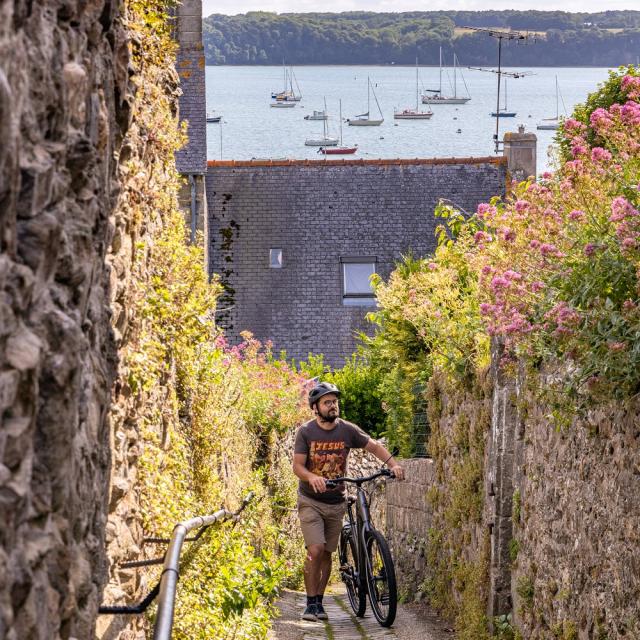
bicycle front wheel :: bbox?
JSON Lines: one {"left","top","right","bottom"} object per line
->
{"left": 338, "top": 526, "right": 366, "bottom": 617}
{"left": 364, "top": 529, "right": 397, "bottom": 627}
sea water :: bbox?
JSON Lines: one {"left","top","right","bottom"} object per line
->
{"left": 205, "top": 65, "right": 613, "bottom": 174}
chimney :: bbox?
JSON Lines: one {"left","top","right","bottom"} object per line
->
{"left": 503, "top": 126, "right": 537, "bottom": 183}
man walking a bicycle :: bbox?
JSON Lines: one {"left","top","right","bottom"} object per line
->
{"left": 293, "top": 381, "right": 405, "bottom": 623}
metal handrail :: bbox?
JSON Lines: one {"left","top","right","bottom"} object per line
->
{"left": 98, "top": 492, "right": 255, "bottom": 640}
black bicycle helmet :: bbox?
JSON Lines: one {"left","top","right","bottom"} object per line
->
{"left": 308, "top": 381, "right": 341, "bottom": 408}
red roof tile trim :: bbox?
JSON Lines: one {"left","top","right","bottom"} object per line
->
{"left": 207, "top": 156, "right": 507, "bottom": 168}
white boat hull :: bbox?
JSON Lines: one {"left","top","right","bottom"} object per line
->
{"left": 394, "top": 111, "right": 433, "bottom": 119}
{"left": 422, "top": 96, "right": 470, "bottom": 105}
{"left": 271, "top": 102, "right": 295, "bottom": 108}
{"left": 347, "top": 119, "right": 383, "bottom": 126}
{"left": 305, "top": 138, "right": 339, "bottom": 146}
{"left": 304, "top": 111, "right": 328, "bottom": 121}
{"left": 536, "top": 123, "right": 559, "bottom": 130}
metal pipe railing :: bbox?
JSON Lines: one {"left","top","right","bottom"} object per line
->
{"left": 98, "top": 492, "right": 255, "bottom": 640}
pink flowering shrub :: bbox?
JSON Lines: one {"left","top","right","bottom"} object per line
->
{"left": 369, "top": 70, "right": 640, "bottom": 402}
{"left": 474, "top": 72, "right": 640, "bottom": 398}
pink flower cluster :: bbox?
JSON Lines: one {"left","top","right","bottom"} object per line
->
{"left": 621, "top": 74, "right": 640, "bottom": 100}
{"left": 468, "top": 76, "right": 640, "bottom": 359}
{"left": 544, "top": 302, "right": 581, "bottom": 338}
{"left": 609, "top": 196, "right": 640, "bottom": 254}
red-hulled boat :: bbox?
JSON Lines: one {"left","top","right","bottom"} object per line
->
{"left": 318, "top": 146, "right": 358, "bottom": 155}
{"left": 317, "top": 99, "right": 357, "bottom": 155}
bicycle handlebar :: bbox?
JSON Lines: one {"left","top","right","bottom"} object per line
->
{"left": 325, "top": 468, "right": 394, "bottom": 489}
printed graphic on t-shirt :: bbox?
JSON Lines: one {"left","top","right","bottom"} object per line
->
{"left": 309, "top": 441, "right": 347, "bottom": 479}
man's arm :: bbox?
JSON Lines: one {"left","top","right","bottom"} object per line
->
{"left": 364, "top": 439, "right": 405, "bottom": 480}
{"left": 293, "top": 452, "right": 328, "bottom": 493}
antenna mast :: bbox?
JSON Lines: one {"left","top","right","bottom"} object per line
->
{"left": 464, "top": 27, "right": 536, "bottom": 152}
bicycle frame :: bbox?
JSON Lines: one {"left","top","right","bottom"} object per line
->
{"left": 348, "top": 486, "right": 374, "bottom": 592}
{"left": 333, "top": 468, "right": 398, "bottom": 627}
{"left": 337, "top": 470, "right": 389, "bottom": 591}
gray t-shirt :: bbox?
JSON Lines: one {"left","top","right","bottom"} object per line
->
{"left": 294, "top": 418, "right": 370, "bottom": 504}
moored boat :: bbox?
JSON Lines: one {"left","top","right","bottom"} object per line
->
{"left": 319, "top": 100, "right": 357, "bottom": 154}
{"left": 318, "top": 146, "right": 357, "bottom": 155}
{"left": 348, "top": 77, "right": 384, "bottom": 126}
{"left": 206, "top": 112, "right": 222, "bottom": 122}
{"left": 305, "top": 98, "right": 338, "bottom": 145}
{"left": 422, "top": 49, "right": 471, "bottom": 105}
{"left": 536, "top": 76, "right": 562, "bottom": 130}
{"left": 491, "top": 78, "right": 516, "bottom": 118}
{"left": 271, "top": 101, "right": 295, "bottom": 108}
{"left": 394, "top": 58, "right": 434, "bottom": 120}
{"left": 304, "top": 110, "right": 328, "bottom": 121}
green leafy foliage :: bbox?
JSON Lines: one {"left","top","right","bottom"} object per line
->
{"left": 362, "top": 204, "right": 489, "bottom": 454}
{"left": 297, "top": 353, "right": 386, "bottom": 436}
{"left": 202, "top": 11, "right": 640, "bottom": 65}
{"left": 119, "top": 2, "right": 308, "bottom": 637}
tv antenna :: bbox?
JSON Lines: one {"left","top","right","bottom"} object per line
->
{"left": 467, "top": 67, "right": 534, "bottom": 80}
{"left": 463, "top": 27, "right": 536, "bottom": 152}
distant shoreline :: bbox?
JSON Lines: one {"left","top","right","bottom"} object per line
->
{"left": 205, "top": 64, "right": 616, "bottom": 68}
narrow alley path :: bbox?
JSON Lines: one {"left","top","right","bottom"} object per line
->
{"left": 269, "top": 588, "right": 455, "bottom": 640}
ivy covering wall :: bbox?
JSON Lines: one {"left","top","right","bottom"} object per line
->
{"left": 103, "top": 2, "right": 308, "bottom": 637}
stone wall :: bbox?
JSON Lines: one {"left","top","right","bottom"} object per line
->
{"left": 382, "top": 353, "right": 640, "bottom": 639}
{"left": 207, "top": 157, "right": 507, "bottom": 367}
{"left": 385, "top": 459, "right": 435, "bottom": 599}
{"left": 0, "top": 1, "right": 130, "bottom": 637}
{"left": 510, "top": 387, "right": 640, "bottom": 639}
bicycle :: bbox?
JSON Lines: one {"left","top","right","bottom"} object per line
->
{"left": 326, "top": 468, "right": 398, "bottom": 627}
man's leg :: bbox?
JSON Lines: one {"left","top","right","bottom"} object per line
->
{"left": 317, "top": 549, "right": 332, "bottom": 595}
{"left": 303, "top": 543, "right": 326, "bottom": 595}
{"left": 302, "top": 543, "right": 325, "bottom": 620}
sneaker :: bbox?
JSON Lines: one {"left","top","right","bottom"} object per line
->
{"left": 301, "top": 604, "right": 318, "bottom": 621}
{"left": 315, "top": 603, "right": 328, "bottom": 620}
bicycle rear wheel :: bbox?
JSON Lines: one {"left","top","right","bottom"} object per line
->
{"left": 338, "top": 526, "right": 366, "bottom": 617}
{"left": 364, "top": 529, "right": 397, "bottom": 627}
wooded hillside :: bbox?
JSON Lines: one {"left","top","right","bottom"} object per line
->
{"left": 202, "top": 10, "right": 640, "bottom": 66}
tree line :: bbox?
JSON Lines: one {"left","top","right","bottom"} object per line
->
{"left": 202, "top": 10, "right": 640, "bottom": 66}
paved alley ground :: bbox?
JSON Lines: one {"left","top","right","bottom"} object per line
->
{"left": 269, "top": 588, "right": 455, "bottom": 640}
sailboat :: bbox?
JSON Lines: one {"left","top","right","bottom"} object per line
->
{"left": 537, "top": 76, "right": 562, "bottom": 130}
{"left": 422, "top": 48, "right": 471, "bottom": 105}
{"left": 305, "top": 98, "right": 338, "bottom": 146}
{"left": 271, "top": 64, "right": 302, "bottom": 102}
{"left": 491, "top": 79, "right": 516, "bottom": 118}
{"left": 319, "top": 100, "right": 357, "bottom": 155}
{"left": 395, "top": 58, "right": 433, "bottom": 119}
{"left": 347, "top": 77, "right": 384, "bottom": 126}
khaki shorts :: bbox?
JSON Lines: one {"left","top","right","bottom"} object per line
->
{"left": 297, "top": 493, "right": 346, "bottom": 552}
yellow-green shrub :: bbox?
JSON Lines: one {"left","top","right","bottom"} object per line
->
{"left": 117, "top": 1, "right": 308, "bottom": 636}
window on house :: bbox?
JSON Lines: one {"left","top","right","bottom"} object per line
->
{"left": 341, "top": 257, "right": 376, "bottom": 306}
{"left": 269, "top": 248, "right": 283, "bottom": 268}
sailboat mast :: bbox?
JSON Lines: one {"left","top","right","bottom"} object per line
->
{"left": 415, "top": 57, "right": 419, "bottom": 110}
{"left": 323, "top": 97, "right": 328, "bottom": 139}
{"left": 339, "top": 99, "right": 343, "bottom": 145}
{"left": 439, "top": 47, "right": 443, "bottom": 95}
{"left": 555, "top": 75, "right": 559, "bottom": 120}
{"left": 453, "top": 53, "right": 457, "bottom": 97}
{"left": 367, "top": 76, "right": 371, "bottom": 115}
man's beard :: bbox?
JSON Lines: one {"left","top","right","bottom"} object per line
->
{"left": 317, "top": 407, "right": 339, "bottom": 423}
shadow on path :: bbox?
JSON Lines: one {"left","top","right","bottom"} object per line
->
{"left": 269, "top": 587, "right": 455, "bottom": 640}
